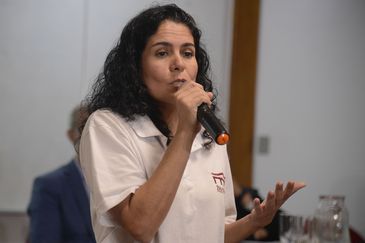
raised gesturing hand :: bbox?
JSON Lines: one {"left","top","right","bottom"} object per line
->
{"left": 249, "top": 181, "right": 306, "bottom": 228}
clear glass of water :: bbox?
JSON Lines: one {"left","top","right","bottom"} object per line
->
{"left": 279, "top": 213, "right": 313, "bottom": 243}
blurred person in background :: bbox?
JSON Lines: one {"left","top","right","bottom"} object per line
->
{"left": 27, "top": 105, "right": 96, "bottom": 243}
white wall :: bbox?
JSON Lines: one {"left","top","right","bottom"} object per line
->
{"left": 0, "top": 0, "right": 233, "bottom": 211}
{"left": 254, "top": 0, "right": 365, "bottom": 235}
{"left": 0, "top": 0, "right": 85, "bottom": 211}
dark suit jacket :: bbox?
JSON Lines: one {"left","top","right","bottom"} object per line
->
{"left": 27, "top": 160, "right": 96, "bottom": 243}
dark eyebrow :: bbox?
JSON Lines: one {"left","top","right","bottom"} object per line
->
{"left": 151, "top": 41, "right": 195, "bottom": 48}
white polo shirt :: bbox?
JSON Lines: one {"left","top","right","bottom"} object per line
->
{"left": 80, "top": 109, "right": 236, "bottom": 243}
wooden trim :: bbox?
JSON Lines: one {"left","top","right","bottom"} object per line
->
{"left": 228, "top": 0, "right": 260, "bottom": 187}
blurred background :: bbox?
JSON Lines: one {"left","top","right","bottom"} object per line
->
{"left": 0, "top": 0, "right": 364, "bottom": 241}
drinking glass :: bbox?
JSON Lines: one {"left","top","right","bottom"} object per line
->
{"left": 280, "top": 213, "right": 313, "bottom": 243}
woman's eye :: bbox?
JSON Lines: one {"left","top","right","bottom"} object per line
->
{"left": 156, "top": 51, "right": 168, "bottom": 57}
{"left": 183, "top": 51, "right": 194, "bottom": 58}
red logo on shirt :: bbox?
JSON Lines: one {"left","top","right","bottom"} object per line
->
{"left": 211, "top": 172, "right": 225, "bottom": 193}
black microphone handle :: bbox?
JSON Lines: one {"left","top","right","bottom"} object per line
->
{"left": 197, "top": 103, "right": 230, "bottom": 145}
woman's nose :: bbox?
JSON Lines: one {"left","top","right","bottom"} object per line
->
{"left": 169, "top": 54, "right": 185, "bottom": 72}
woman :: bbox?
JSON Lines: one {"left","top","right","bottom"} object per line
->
{"left": 80, "top": 4, "right": 305, "bottom": 243}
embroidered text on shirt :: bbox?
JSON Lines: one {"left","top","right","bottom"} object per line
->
{"left": 211, "top": 172, "right": 225, "bottom": 193}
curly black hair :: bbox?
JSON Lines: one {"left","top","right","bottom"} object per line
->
{"left": 84, "top": 4, "right": 217, "bottom": 146}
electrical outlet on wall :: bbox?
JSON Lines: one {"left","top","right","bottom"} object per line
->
{"left": 257, "top": 135, "right": 270, "bottom": 155}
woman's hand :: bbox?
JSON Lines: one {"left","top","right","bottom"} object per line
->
{"left": 249, "top": 181, "right": 306, "bottom": 228}
{"left": 174, "top": 80, "right": 213, "bottom": 134}
{"left": 225, "top": 181, "right": 305, "bottom": 243}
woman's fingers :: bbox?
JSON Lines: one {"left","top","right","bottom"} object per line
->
{"left": 282, "top": 181, "right": 294, "bottom": 200}
{"left": 250, "top": 181, "right": 306, "bottom": 228}
{"left": 252, "top": 197, "right": 262, "bottom": 214}
{"left": 293, "top": 181, "right": 306, "bottom": 192}
{"left": 264, "top": 191, "right": 275, "bottom": 211}
{"left": 274, "top": 182, "right": 284, "bottom": 207}
{"left": 175, "top": 81, "right": 212, "bottom": 107}
{"left": 282, "top": 181, "right": 306, "bottom": 202}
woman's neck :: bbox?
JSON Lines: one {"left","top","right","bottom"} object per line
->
{"left": 160, "top": 104, "right": 178, "bottom": 135}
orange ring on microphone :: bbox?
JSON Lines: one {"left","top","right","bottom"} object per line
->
{"left": 216, "top": 133, "right": 230, "bottom": 145}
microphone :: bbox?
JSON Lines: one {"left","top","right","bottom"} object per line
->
{"left": 197, "top": 103, "right": 230, "bottom": 145}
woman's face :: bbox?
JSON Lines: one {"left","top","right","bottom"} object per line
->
{"left": 141, "top": 20, "right": 198, "bottom": 106}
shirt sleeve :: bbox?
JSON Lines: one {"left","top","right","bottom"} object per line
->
{"left": 80, "top": 111, "right": 146, "bottom": 227}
